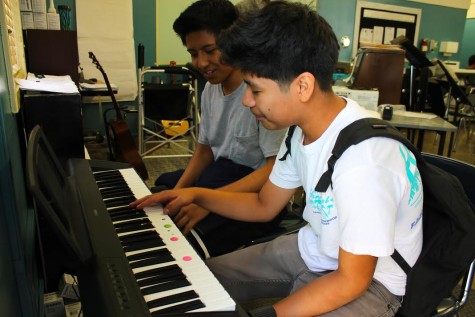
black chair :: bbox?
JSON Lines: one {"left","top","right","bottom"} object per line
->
{"left": 138, "top": 65, "right": 199, "bottom": 159}
{"left": 421, "top": 153, "right": 475, "bottom": 317}
{"left": 188, "top": 188, "right": 307, "bottom": 258}
{"left": 451, "top": 94, "right": 475, "bottom": 152}
{"left": 243, "top": 188, "right": 307, "bottom": 247}
{"left": 433, "top": 60, "right": 474, "bottom": 152}
{"left": 425, "top": 78, "right": 449, "bottom": 118}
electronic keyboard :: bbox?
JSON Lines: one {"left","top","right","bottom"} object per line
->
{"left": 71, "top": 160, "right": 244, "bottom": 316}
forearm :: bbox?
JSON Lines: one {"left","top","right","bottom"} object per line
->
{"left": 175, "top": 144, "right": 214, "bottom": 189}
{"left": 133, "top": 180, "right": 294, "bottom": 223}
{"left": 274, "top": 250, "right": 376, "bottom": 316}
{"left": 192, "top": 180, "right": 293, "bottom": 222}
{"left": 274, "top": 272, "right": 365, "bottom": 316}
{"left": 149, "top": 182, "right": 291, "bottom": 223}
{"left": 219, "top": 156, "right": 276, "bottom": 193}
{"left": 192, "top": 189, "right": 273, "bottom": 222}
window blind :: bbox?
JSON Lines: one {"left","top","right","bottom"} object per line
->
{"left": 2, "top": 0, "right": 26, "bottom": 112}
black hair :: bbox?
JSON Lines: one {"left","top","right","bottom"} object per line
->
{"left": 469, "top": 55, "right": 475, "bottom": 66}
{"left": 173, "top": 0, "right": 238, "bottom": 45}
{"left": 217, "top": 0, "right": 339, "bottom": 91}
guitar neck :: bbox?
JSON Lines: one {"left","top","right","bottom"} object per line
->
{"left": 89, "top": 52, "right": 123, "bottom": 120}
{"left": 99, "top": 71, "right": 122, "bottom": 120}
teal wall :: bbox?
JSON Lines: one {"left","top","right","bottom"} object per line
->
{"left": 134, "top": 0, "right": 158, "bottom": 67}
{"left": 40, "top": 1, "right": 474, "bottom": 132}
{"left": 460, "top": 18, "right": 475, "bottom": 68}
{"left": 317, "top": 0, "right": 468, "bottom": 64}
{"left": 62, "top": 0, "right": 471, "bottom": 68}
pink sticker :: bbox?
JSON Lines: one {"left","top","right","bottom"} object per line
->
{"left": 170, "top": 237, "right": 178, "bottom": 241}
{"left": 182, "top": 256, "right": 192, "bottom": 261}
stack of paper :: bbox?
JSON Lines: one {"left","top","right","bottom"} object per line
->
{"left": 16, "top": 73, "right": 79, "bottom": 94}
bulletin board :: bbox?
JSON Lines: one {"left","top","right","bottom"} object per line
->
{"left": 352, "top": 1, "right": 422, "bottom": 56}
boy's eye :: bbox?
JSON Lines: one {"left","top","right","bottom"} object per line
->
{"left": 205, "top": 48, "right": 217, "bottom": 54}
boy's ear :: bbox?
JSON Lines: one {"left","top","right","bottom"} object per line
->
{"left": 294, "top": 72, "right": 315, "bottom": 102}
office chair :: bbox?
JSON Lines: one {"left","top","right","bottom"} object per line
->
{"left": 421, "top": 153, "right": 475, "bottom": 317}
{"left": 137, "top": 65, "right": 199, "bottom": 159}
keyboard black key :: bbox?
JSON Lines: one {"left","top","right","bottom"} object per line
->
{"left": 135, "top": 264, "right": 181, "bottom": 280}
{"left": 141, "top": 276, "right": 191, "bottom": 296}
{"left": 151, "top": 299, "right": 205, "bottom": 315}
{"left": 147, "top": 290, "right": 199, "bottom": 310}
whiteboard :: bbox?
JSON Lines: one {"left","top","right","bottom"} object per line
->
{"left": 76, "top": 0, "right": 137, "bottom": 102}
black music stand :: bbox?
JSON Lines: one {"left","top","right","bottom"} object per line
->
{"left": 391, "top": 35, "right": 433, "bottom": 111}
{"left": 436, "top": 60, "right": 473, "bottom": 121}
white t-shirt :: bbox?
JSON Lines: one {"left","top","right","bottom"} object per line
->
{"left": 199, "top": 81, "right": 287, "bottom": 170}
{"left": 269, "top": 98, "right": 423, "bottom": 296}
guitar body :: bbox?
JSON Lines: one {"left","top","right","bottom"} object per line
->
{"left": 108, "top": 117, "right": 148, "bottom": 180}
{"left": 89, "top": 52, "right": 149, "bottom": 180}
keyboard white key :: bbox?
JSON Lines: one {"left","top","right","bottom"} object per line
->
{"left": 96, "top": 168, "right": 236, "bottom": 313}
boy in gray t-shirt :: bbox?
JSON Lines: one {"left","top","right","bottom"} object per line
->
{"left": 154, "top": 0, "right": 286, "bottom": 257}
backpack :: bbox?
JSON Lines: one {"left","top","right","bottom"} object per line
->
{"left": 280, "top": 117, "right": 475, "bottom": 317}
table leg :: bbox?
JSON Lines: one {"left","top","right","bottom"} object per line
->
{"left": 438, "top": 132, "right": 447, "bottom": 156}
{"left": 446, "top": 132, "right": 455, "bottom": 157}
{"left": 416, "top": 130, "right": 424, "bottom": 151}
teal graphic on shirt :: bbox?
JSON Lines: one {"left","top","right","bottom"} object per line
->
{"left": 309, "top": 190, "right": 335, "bottom": 224}
{"left": 399, "top": 145, "right": 422, "bottom": 208}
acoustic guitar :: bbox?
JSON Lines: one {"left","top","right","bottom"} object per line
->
{"left": 88, "top": 52, "right": 149, "bottom": 180}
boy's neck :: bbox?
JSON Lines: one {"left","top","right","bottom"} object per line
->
{"left": 300, "top": 92, "right": 346, "bottom": 145}
{"left": 221, "top": 69, "right": 243, "bottom": 95}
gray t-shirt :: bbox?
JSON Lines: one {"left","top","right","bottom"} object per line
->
{"left": 198, "top": 81, "right": 286, "bottom": 170}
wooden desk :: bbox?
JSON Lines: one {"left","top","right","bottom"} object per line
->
{"left": 387, "top": 113, "right": 457, "bottom": 157}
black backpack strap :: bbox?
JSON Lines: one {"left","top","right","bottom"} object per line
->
{"left": 279, "top": 125, "right": 297, "bottom": 161}
{"left": 315, "top": 117, "right": 424, "bottom": 192}
{"left": 392, "top": 249, "right": 412, "bottom": 275}
{"left": 313, "top": 117, "right": 427, "bottom": 274}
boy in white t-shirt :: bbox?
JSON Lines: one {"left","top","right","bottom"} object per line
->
{"left": 132, "top": 1, "right": 423, "bottom": 316}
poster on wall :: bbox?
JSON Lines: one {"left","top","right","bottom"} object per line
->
{"left": 353, "top": 1, "right": 421, "bottom": 56}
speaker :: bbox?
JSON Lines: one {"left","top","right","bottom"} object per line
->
{"left": 21, "top": 92, "right": 84, "bottom": 162}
